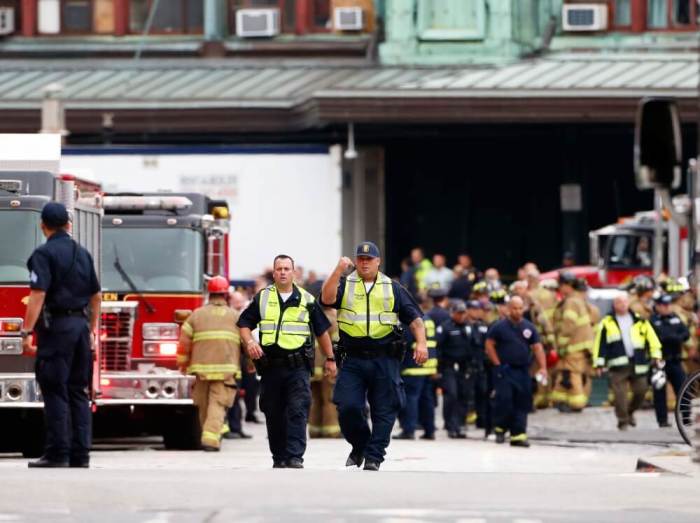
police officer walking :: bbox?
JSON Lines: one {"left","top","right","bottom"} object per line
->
{"left": 22, "top": 202, "right": 101, "bottom": 468}
{"left": 485, "top": 296, "right": 546, "bottom": 447}
{"left": 177, "top": 276, "right": 241, "bottom": 451}
{"left": 436, "top": 300, "right": 475, "bottom": 439}
{"left": 238, "top": 255, "right": 336, "bottom": 469}
{"left": 650, "top": 294, "right": 689, "bottom": 428}
{"left": 322, "top": 242, "right": 426, "bottom": 471}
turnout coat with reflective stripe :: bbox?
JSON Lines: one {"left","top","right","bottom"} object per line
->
{"left": 258, "top": 284, "right": 315, "bottom": 350}
{"left": 401, "top": 317, "right": 438, "bottom": 376}
{"left": 337, "top": 271, "right": 398, "bottom": 339}
{"left": 553, "top": 295, "right": 595, "bottom": 355}
{"left": 592, "top": 313, "right": 662, "bottom": 375}
{"left": 178, "top": 299, "right": 241, "bottom": 380}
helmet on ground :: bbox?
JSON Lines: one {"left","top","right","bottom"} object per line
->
{"left": 207, "top": 276, "right": 229, "bottom": 294}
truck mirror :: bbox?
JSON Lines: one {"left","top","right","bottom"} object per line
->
{"left": 634, "top": 98, "right": 682, "bottom": 190}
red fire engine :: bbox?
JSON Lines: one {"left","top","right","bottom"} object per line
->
{"left": 542, "top": 210, "right": 688, "bottom": 288}
{"left": 95, "top": 193, "right": 230, "bottom": 449}
{"left": 0, "top": 170, "right": 102, "bottom": 457}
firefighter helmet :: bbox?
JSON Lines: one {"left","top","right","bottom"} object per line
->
{"left": 632, "top": 274, "right": 655, "bottom": 294}
{"left": 207, "top": 276, "right": 229, "bottom": 294}
{"left": 558, "top": 271, "right": 577, "bottom": 287}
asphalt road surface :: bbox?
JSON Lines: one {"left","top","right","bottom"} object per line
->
{"left": 0, "top": 407, "right": 697, "bottom": 522}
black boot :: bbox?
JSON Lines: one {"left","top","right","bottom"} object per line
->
{"left": 346, "top": 450, "right": 364, "bottom": 468}
{"left": 28, "top": 456, "right": 69, "bottom": 468}
{"left": 363, "top": 461, "right": 380, "bottom": 471}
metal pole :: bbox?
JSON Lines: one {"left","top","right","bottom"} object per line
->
{"left": 653, "top": 189, "right": 664, "bottom": 278}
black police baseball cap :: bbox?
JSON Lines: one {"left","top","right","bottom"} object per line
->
{"left": 449, "top": 299, "right": 467, "bottom": 313}
{"left": 355, "top": 241, "right": 380, "bottom": 258}
{"left": 656, "top": 294, "right": 673, "bottom": 305}
{"left": 467, "top": 300, "right": 482, "bottom": 310}
{"left": 41, "top": 202, "right": 70, "bottom": 228}
{"left": 427, "top": 286, "right": 448, "bottom": 299}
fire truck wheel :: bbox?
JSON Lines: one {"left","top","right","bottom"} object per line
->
{"left": 162, "top": 408, "right": 201, "bottom": 451}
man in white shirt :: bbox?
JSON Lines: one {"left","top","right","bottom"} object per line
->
{"left": 424, "top": 254, "right": 454, "bottom": 291}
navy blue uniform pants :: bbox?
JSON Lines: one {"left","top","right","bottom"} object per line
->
{"left": 226, "top": 390, "right": 243, "bottom": 434}
{"left": 474, "top": 365, "right": 493, "bottom": 434}
{"left": 491, "top": 366, "right": 531, "bottom": 437}
{"left": 258, "top": 366, "right": 311, "bottom": 463}
{"left": 441, "top": 364, "right": 473, "bottom": 434}
{"left": 334, "top": 356, "right": 405, "bottom": 463}
{"left": 653, "top": 359, "right": 686, "bottom": 425}
{"left": 35, "top": 317, "right": 92, "bottom": 463}
{"left": 241, "top": 369, "right": 259, "bottom": 417}
{"left": 399, "top": 375, "right": 435, "bottom": 436}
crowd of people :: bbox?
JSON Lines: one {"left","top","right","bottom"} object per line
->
{"left": 218, "top": 249, "right": 700, "bottom": 452}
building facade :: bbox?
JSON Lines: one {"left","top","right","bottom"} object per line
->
{"left": 0, "top": 0, "right": 698, "bottom": 276}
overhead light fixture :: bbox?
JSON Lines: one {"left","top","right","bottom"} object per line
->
{"left": 344, "top": 122, "right": 358, "bottom": 160}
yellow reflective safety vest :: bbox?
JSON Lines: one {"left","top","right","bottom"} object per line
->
{"left": 592, "top": 313, "right": 662, "bottom": 375}
{"left": 178, "top": 299, "right": 241, "bottom": 380}
{"left": 258, "top": 284, "right": 314, "bottom": 350}
{"left": 401, "top": 317, "right": 438, "bottom": 377}
{"left": 337, "top": 271, "right": 398, "bottom": 339}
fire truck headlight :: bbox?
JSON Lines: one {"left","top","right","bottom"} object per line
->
{"left": 143, "top": 341, "right": 178, "bottom": 357}
{"left": 142, "top": 323, "right": 179, "bottom": 340}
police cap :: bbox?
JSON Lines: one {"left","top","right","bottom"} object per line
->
{"left": 467, "top": 300, "right": 482, "bottom": 310}
{"left": 427, "top": 286, "right": 448, "bottom": 299}
{"left": 449, "top": 299, "right": 467, "bottom": 313}
{"left": 41, "top": 202, "right": 69, "bottom": 228}
{"left": 655, "top": 294, "right": 674, "bottom": 305}
{"left": 355, "top": 241, "right": 380, "bottom": 258}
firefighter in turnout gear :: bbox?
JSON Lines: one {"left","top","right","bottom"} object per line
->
{"left": 593, "top": 292, "right": 662, "bottom": 430}
{"left": 177, "top": 276, "right": 241, "bottom": 451}
{"left": 629, "top": 275, "right": 655, "bottom": 320}
{"left": 551, "top": 271, "right": 594, "bottom": 412}
{"left": 322, "top": 242, "right": 425, "bottom": 472}
{"left": 238, "top": 255, "right": 335, "bottom": 469}
{"left": 308, "top": 307, "right": 341, "bottom": 439}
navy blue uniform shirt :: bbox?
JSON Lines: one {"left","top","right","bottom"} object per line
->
{"left": 486, "top": 318, "right": 540, "bottom": 368}
{"left": 427, "top": 305, "right": 450, "bottom": 327}
{"left": 321, "top": 275, "right": 422, "bottom": 347}
{"left": 27, "top": 230, "right": 100, "bottom": 312}
{"left": 436, "top": 318, "right": 474, "bottom": 362}
{"left": 238, "top": 284, "right": 331, "bottom": 356}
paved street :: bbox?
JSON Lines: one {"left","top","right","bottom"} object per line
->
{"left": 0, "top": 407, "right": 697, "bottom": 523}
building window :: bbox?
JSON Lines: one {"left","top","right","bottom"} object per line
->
{"left": 0, "top": 0, "right": 20, "bottom": 35}
{"left": 129, "top": 0, "right": 203, "bottom": 34}
{"left": 417, "top": 0, "right": 486, "bottom": 41}
{"left": 312, "top": 0, "right": 330, "bottom": 30}
{"left": 605, "top": 0, "right": 696, "bottom": 30}
{"left": 613, "top": 0, "right": 631, "bottom": 26}
{"left": 36, "top": 0, "right": 114, "bottom": 34}
{"left": 63, "top": 0, "right": 92, "bottom": 32}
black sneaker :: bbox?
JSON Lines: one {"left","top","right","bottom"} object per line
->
{"left": 223, "top": 431, "right": 252, "bottom": 440}
{"left": 346, "top": 450, "right": 364, "bottom": 468}
{"left": 392, "top": 432, "right": 415, "bottom": 440}
{"left": 28, "top": 456, "right": 69, "bottom": 468}
{"left": 420, "top": 433, "right": 436, "bottom": 440}
{"left": 363, "top": 461, "right": 380, "bottom": 471}
{"left": 510, "top": 439, "right": 531, "bottom": 448}
{"left": 447, "top": 431, "right": 467, "bottom": 439}
{"left": 201, "top": 445, "right": 220, "bottom": 452}
{"left": 495, "top": 432, "right": 506, "bottom": 444}
{"left": 69, "top": 460, "right": 90, "bottom": 469}
{"left": 286, "top": 458, "right": 304, "bottom": 469}
{"left": 273, "top": 460, "right": 287, "bottom": 469}
{"left": 659, "top": 421, "right": 672, "bottom": 428}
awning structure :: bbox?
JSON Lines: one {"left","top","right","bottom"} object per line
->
{"left": 1, "top": 52, "right": 697, "bottom": 133}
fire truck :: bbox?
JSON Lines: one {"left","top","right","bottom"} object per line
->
{"left": 0, "top": 135, "right": 102, "bottom": 457}
{"left": 95, "top": 193, "right": 230, "bottom": 449}
{"left": 542, "top": 209, "right": 688, "bottom": 289}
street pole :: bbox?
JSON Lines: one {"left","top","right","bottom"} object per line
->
{"left": 654, "top": 189, "right": 664, "bottom": 278}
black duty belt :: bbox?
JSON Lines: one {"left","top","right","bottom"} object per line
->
{"left": 345, "top": 346, "right": 393, "bottom": 359}
{"left": 49, "top": 308, "right": 87, "bottom": 318}
{"left": 263, "top": 350, "right": 306, "bottom": 369}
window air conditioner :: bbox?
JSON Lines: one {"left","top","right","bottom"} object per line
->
{"left": 562, "top": 4, "right": 608, "bottom": 31}
{"left": 0, "top": 7, "right": 15, "bottom": 35}
{"left": 334, "top": 7, "right": 364, "bottom": 31}
{"left": 236, "top": 8, "right": 280, "bottom": 38}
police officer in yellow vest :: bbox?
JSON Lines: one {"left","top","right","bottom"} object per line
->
{"left": 238, "top": 255, "right": 336, "bottom": 469}
{"left": 393, "top": 295, "right": 439, "bottom": 440}
{"left": 322, "top": 242, "right": 426, "bottom": 472}
{"left": 592, "top": 292, "right": 662, "bottom": 430}
{"left": 177, "top": 276, "right": 241, "bottom": 451}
